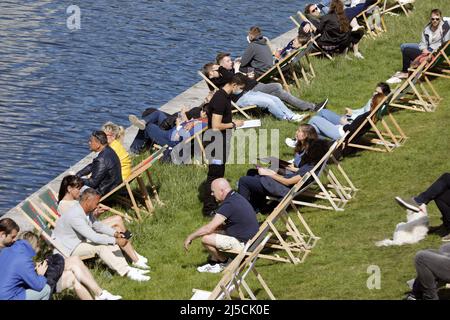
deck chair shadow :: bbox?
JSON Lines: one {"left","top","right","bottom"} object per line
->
{"left": 191, "top": 233, "right": 276, "bottom": 300}
{"left": 100, "top": 146, "right": 167, "bottom": 222}
{"left": 19, "top": 200, "right": 94, "bottom": 260}
{"left": 198, "top": 71, "right": 256, "bottom": 119}
{"left": 346, "top": 93, "right": 407, "bottom": 153}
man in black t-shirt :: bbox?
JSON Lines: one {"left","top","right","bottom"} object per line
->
{"left": 201, "top": 73, "right": 247, "bottom": 216}
{"left": 185, "top": 179, "right": 259, "bottom": 273}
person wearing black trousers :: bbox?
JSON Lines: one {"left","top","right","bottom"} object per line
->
{"left": 396, "top": 173, "right": 450, "bottom": 240}
{"left": 202, "top": 73, "right": 246, "bottom": 216}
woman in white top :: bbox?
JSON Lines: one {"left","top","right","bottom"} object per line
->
{"left": 57, "top": 175, "right": 149, "bottom": 270}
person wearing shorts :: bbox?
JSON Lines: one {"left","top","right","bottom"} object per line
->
{"left": 184, "top": 178, "right": 259, "bottom": 273}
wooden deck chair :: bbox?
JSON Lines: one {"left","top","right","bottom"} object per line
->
{"left": 181, "top": 124, "right": 209, "bottom": 165}
{"left": 197, "top": 71, "right": 256, "bottom": 119}
{"left": 389, "top": 58, "right": 438, "bottom": 112}
{"left": 346, "top": 93, "right": 407, "bottom": 153}
{"left": 325, "top": 151, "right": 359, "bottom": 202}
{"left": 38, "top": 187, "right": 133, "bottom": 223}
{"left": 192, "top": 234, "right": 276, "bottom": 300}
{"left": 381, "top": 0, "right": 415, "bottom": 17}
{"left": 100, "top": 146, "right": 167, "bottom": 222}
{"left": 355, "top": 0, "right": 387, "bottom": 38}
{"left": 19, "top": 200, "right": 69, "bottom": 258}
{"left": 225, "top": 182, "right": 320, "bottom": 265}
{"left": 267, "top": 136, "right": 350, "bottom": 212}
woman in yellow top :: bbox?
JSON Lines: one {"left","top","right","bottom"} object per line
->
{"left": 102, "top": 122, "right": 131, "bottom": 181}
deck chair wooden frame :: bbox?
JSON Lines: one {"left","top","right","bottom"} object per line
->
{"left": 347, "top": 94, "right": 408, "bottom": 153}
{"left": 381, "top": 0, "right": 415, "bottom": 17}
{"left": 100, "top": 146, "right": 167, "bottom": 222}
{"left": 355, "top": 0, "right": 387, "bottom": 38}
{"left": 390, "top": 59, "right": 438, "bottom": 112}
{"left": 180, "top": 124, "right": 209, "bottom": 165}
{"left": 197, "top": 71, "right": 256, "bottom": 119}
{"left": 226, "top": 182, "right": 320, "bottom": 265}
{"left": 325, "top": 152, "right": 359, "bottom": 202}
{"left": 267, "top": 136, "right": 351, "bottom": 212}
{"left": 192, "top": 234, "right": 276, "bottom": 300}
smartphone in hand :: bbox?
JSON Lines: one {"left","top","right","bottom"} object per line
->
{"left": 121, "top": 230, "right": 133, "bottom": 240}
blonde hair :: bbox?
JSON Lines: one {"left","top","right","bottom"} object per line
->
{"left": 102, "top": 121, "right": 125, "bottom": 143}
{"left": 20, "top": 231, "right": 40, "bottom": 251}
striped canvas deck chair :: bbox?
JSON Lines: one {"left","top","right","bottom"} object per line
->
{"left": 267, "top": 137, "right": 351, "bottom": 212}
{"left": 192, "top": 234, "right": 275, "bottom": 300}
{"left": 389, "top": 59, "right": 438, "bottom": 112}
{"left": 346, "top": 93, "right": 407, "bottom": 153}
{"left": 19, "top": 200, "right": 69, "bottom": 258}
{"left": 100, "top": 146, "right": 167, "bottom": 222}
{"left": 381, "top": 0, "right": 415, "bottom": 17}
{"left": 198, "top": 71, "right": 256, "bottom": 119}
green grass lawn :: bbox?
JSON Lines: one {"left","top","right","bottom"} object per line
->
{"left": 60, "top": 0, "right": 450, "bottom": 300}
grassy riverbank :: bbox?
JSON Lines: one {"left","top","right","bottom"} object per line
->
{"left": 62, "top": 0, "right": 450, "bottom": 299}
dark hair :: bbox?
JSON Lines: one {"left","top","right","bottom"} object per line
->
{"left": 58, "top": 175, "right": 84, "bottom": 203}
{"left": 295, "top": 124, "right": 318, "bottom": 154}
{"left": 377, "top": 82, "right": 391, "bottom": 96}
{"left": 431, "top": 9, "right": 442, "bottom": 17}
{"left": 230, "top": 73, "right": 247, "bottom": 86}
{"left": 91, "top": 130, "right": 108, "bottom": 146}
{"left": 300, "top": 139, "right": 330, "bottom": 165}
{"left": 80, "top": 188, "right": 101, "bottom": 203}
{"left": 0, "top": 218, "right": 20, "bottom": 235}
{"left": 202, "top": 63, "right": 215, "bottom": 78}
{"left": 216, "top": 52, "right": 231, "bottom": 64}
{"left": 248, "top": 26, "right": 262, "bottom": 40}
{"left": 304, "top": 3, "right": 315, "bottom": 15}
{"left": 329, "top": 0, "right": 349, "bottom": 33}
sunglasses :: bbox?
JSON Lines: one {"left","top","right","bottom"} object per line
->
{"left": 311, "top": 7, "right": 319, "bottom": 12}
{"left": 431, "top": 18, "right": 440, "bottom": 21}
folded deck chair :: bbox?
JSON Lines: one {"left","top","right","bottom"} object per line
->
{"left": 225, "top": 182, "right": 320, "bottom": 265}
{"left": 100, "top": 146, "right": 167, "bottom": 221}
{"left": 381, "top": 0, "right": 415, "bottom": 17}
{"left": 19, "top": 200, "right": 70, "bottom": 258}
{"left": 197, "top": 71, "right": 256, "bottom": 119}
{"left": 389, "top": 58, "right": 438, "bottom": 112}
{"left": 266, "top": 136, "right": 350, "bottom": 212}
{"left": 192, "top": 233, "right": 275, "bottom": 300}
{"left": 346, "top": 93, "right": 407, "bottom": 152}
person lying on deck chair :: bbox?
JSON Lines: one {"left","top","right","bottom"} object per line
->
{"left": 76, "top": 131, "right": 122, "bottom": 196}
{"left": 184, "top": 178, "right": 259, "bottom": 274}
{"left": 203, "top": 63, "right": 310, "bottom": 122}
{"left": 307, "top": 88, "right": 387, "bottom": 140}
{"left": 283, "top": 124, "right": 319, "bottom": 167}
{"left": 387, "top": 8, "right": 450, "bottom": 84}
{"left": 57, "top": 175, "right": 150, "bottom": 270}
{"left": 237, "top": 138, "right": 329, "bottom": 212}
{"left": 51, "top": 188, "right": 150, "bottom": 282}
{"left": 215, "top": 52, "right": 328, "bottom": 113}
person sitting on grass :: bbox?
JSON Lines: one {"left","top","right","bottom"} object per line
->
{"left": 184, "top": 178, "right": 259, "bottom": 274}
{"left": 395, "top": 173, "right": 450, "bottom": 241}
{"left": 57, "top": 175, "right": 149, "bottom": 269}
{"left": 52, "top": 188, "right": 150, "bottom": 282}
{"left": 0, "top": 218, "right": 19, "bottom": 253}
{"left": 405, "top": 242, "right": 450, "bottom": 300}
{"left": 307, "top": 91, "right": 386, "bottom": 140}
{"left": 387, "top": 9, "right": 449, "bottom": 84}
{"left": 102, "top": 122, "right": 132, "bottom": 181}
{"left": 238, "top": 138, "right": 329, "bottom": 211}
{"left": 76, "top": 131, "right": 122, "bottom": 196}
{"left": 214, "top": 52, "right": 328, "bottom": 113}
{"left": 203, "top": 63, "right": 309, "bottom": 122}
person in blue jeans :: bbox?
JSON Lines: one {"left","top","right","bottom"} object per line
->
{"left": 308, "top": 83, "right": 389, "bottom": 140}
{"left": 0, "top": 232, "right": 51, "bottom": 300}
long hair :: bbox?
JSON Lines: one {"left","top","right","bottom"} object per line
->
{"left": 370, "top": 92, "right": 386, "bottom": 123}
{"left": 58, "top": 175, "right": 83, "bottom": 203}
{"left": 329, "top": 0, "right": 350, "bottom": 33}
{"left": 300, "top": 139, "right": 330, "bottom": 166}
{"left": 295, "top": 124, "right": 318, "bottom": 154}
{"left": 102, "top": 121, "right": 125, "bottom": 142}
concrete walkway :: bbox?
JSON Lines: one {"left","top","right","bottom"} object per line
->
{"left": 3, "top": 27, "right": 298, "bottom": 231}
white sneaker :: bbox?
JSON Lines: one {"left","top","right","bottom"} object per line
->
{"left": 127, "top": 267, "right": 151, "bottom": 282}
{"left": 354, "top": 52, "right": 365, "bottom": 59}
{"left": 128, "top": 115, "right": 146, "bottom": 130}
{"left": 290, "top": 113, "right": 308, "bottom": 122}
{"left": 386, "top": 76, "right": 402, "bottom": 84}
{"left": 132, "top": 257, "right": 150, "bottom": 270}
{"left": 197, "top": 263, "right": 226, "bottom": 274}
{"left": 135, "top": 252, "right": 148, "bottom": 264}
{"left": 95, "top": 290, "right": 122, "bottom": 300}
{"left": 285, "top": 137, "right": 297, "bottom": 148}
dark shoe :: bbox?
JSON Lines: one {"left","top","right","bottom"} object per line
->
{"left": 441, "top": 233, "right": 450, "bottom": 242}
{"left": 313, "top": 98, "right": 329, "bottom": 112}
{"left": 428, "top": 224, "right": 448, "bottom": 236}
{"left": 395, "top": 196, "right": 422, "bottom": 212}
